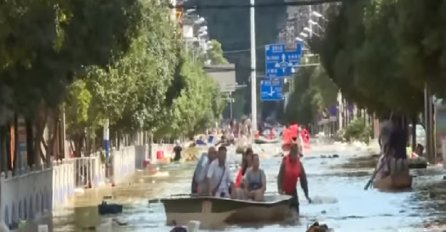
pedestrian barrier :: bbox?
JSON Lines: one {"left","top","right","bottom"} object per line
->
{"left": 64, "top": 155, "right": 105, "bottom": 189}
{"left": 135, "top": 145, "right": 148, "bottom": 169}
{"left": 111, "top": 146, "right": 136, "bottom": 185}
{"left": 0, "top": 164, "right": 74, "bottom": 227}
{"left": 0, "top": 145, "right": 141, "bottom": 228}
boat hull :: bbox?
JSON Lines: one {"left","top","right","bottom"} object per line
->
{"left": 408, "top": 158, "right": 428, "bottom": 169}
{"left": 254, "top": 138, "right": 279, "bottom": 144}
{"left": 373, "top": 173, "right": 412, "bottom": 190}
{"left": 161, "top": 195, "right": 294, "bottom": 228}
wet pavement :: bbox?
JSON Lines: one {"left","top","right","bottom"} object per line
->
{"left": 52, "top": 143, "right": 446, "bottom": 232}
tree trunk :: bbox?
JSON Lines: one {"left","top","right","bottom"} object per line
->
{"left": 0, "top": 125, "right": 7, "bottom": 173}
{"left": 411, "top": 116, "right": 417, "bottom": 151}
{"left": 41, "top": 139, "right": 48, "bottom": 161}
{"left": 34, "top": 102, "right": 48, "bottom": 167}
{"left": 13, "top": 113, "right": 18, "bottom": 174}
{"left": 74, "top": 133, "right": 85, "bottom": 157}
{"left": 6, "top": 122, "right": 12, "bottom": 172}
{"left": 26, "top": 118, "right": 35, "bottom": 167}
{"left": 47, "top": 107, "right": 60, "bottom": 165}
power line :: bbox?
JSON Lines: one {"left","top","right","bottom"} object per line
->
{"left": 223, "top": 46, "right": 265, "bottom": 54}
{"left": 169, "top": 0, "right": 342, "bottom": 10}
{"left": 223, "top": 44, "right": 309, "bottom": 54}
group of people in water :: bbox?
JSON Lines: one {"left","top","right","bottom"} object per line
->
{"left": 191, "top": 137, "right": 311, "bottom": 213}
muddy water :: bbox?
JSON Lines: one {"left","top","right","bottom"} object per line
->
{"left": 52, "top": 144, "right": 446, "bottom": 232}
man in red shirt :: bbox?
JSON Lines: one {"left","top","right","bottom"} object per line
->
{"left": 277, "top": 143, "right": 311, "bottom": 214}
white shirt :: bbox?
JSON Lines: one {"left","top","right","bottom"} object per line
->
{"left": 194, "top": 154, "right": 209, "bottom": 183}
{"left": 206, "top": 159, "right": 233, "bottom": 197}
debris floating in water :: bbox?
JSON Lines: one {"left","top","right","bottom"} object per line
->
{"left": 306, "top": 222, "right": 333, "bottom": 232}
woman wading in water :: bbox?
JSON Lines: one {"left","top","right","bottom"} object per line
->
{"left": 369, "top": 119, "right": 410, "bottom": 190}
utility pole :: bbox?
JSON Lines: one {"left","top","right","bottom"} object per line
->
{"left": 250, "top": 0, "right": 257, "bottom": 135}
{"left": 337, "top": 91, "right": 343, "bottom": 131}
{"left": 230, "top": 96, "right": 233, "bottom": 119}
{"left": 425, "top": 84, "right": 435, "bottom": 162}
{"left": 308, "top": 5, "right": 313, "bottom": 37}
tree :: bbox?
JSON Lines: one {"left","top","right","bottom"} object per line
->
{"left": 283, "top": 56, "right": 338, "bottom": 127}
{"left": 64, "top": 0, "right": 225, "bottom": 153}
{"left": 64, "top": 0, "right": 179, "bottom": 154}
{"left": 309, "top": 66, "right": 338, "bottom": 113}
{"left": 0, "top": 0, "right": 142, "bottom": 165}
{"left": 208, "top": 39, "right": 229, "bottom": 65}
{"left": 284, "top": 67, "right": 316, "bottom": 125}
{"left": 395, "top": 0, "right": 446, "bottom": 98}
{"left": 156, "top": 53, "right": 224, "bottom": 138}
{"left": 312, "top": 1, "right": 423, "bottom": 118}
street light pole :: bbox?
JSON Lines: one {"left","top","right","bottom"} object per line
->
{"left": 230, "top": 96, "right": 233, "bottom": 119}
{"left": 308, "top": 6, "right": 313, "bottom": 37}
{"left": 250, "top": 0, "right": 257, "bottom": 135}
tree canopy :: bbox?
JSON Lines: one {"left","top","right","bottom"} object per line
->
{"left": 207, "top": 39, "right": 229, "bottom": 65}
{"left": 63, "top": 0, "right": 224, "bottom": 155}
{"left": 0, "top": 0, "right": 225, "bottom": 160}
{"left": 311, "top": 0, "right": 445, "bottom": 118}
{"left": 0, "top": 0, "right": 142, "bottom": 118}
{"left": 284, "top": 63, "right": 338, "bottom": 126}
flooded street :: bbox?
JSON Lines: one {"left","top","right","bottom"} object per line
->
{"left": 52, "top": 143, "right": 446, "bottom": 232}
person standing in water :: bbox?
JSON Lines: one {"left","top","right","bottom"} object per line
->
{"left": 277, "top": 143, "right": 311, "bottom": 213}
{"left": 172, "top": 140, "right": 182, "bottom": 162}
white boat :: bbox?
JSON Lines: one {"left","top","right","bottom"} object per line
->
{"left": 160, "top": 194, "right": 295, "bottom": 228}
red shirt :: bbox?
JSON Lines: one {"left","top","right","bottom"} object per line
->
{"left": 281, "top": 155, "right": 302, "bottom": 194}
{"left": 235, "top": 169, "right": 243, "bottom": 188}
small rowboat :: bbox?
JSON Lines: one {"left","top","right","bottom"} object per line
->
{"left": 373, "top": 173, "right": 412, "bottom": 190}
{"left": 254, "top": 137, "right": 279, "bottom": 144}
{"left": 408, "top": 157, "right": 428, "bottom": 169}
{"left": 160, "top": 194, "right": 295, "bottom": 228}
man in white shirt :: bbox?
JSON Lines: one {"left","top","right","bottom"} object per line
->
{"left": 206, "top": 146, "right": 235, "bottom": 198}
{"left": 191, "top": 147, "right": 217, "bottom": 194}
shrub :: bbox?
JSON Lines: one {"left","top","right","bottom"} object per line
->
{"left": 343, "top": 118, "right": 373, "bottom": 144}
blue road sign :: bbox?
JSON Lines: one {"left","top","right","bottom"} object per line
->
{"left": 260, "top": 78, "right": 284, "bottom": 101}
{"left": 265, "top": 43, "right": 303, "bottom": 78}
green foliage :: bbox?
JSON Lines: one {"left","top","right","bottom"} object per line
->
{"left": 312, "top": 0, "right": 426, "bottom": 118}
{"left": 395, "top": 0, "right": 446, "bottom": 98}
{"left": 309, "top": 66, "right": 338, "bottom": 113}
{"left": 0, "top": 0, "right": 225, "bottom": 160}
{"left": 65, "top": 0, "right": 178, "bottom": 138}
{"left": 208, "top": 40, "right": 229, "bottom": 65}
{"left": 284, "top": 67, "right": 316, "bottom": 125}
{"left": 0, "top": 0, "right": 142, "bottom": 162}
{"left": 64, "top": 0, "right": 224, "bottom": 144}
{"left": 0, "top": 0, "right": 142, "bottom": 120}
{"left": 156, "top": 53, "right": 224, "bottom": 138}
{"left": 342, "top": 117, "right": 373, "bottom": 144}
{"left": 65, "top": 80, "right": 92, "bottom": 133}
{"left": 284, "top": 61, "right": 338, "bottom": 126}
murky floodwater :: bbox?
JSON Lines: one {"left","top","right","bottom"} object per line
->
{"left": 52, "top": 143, "right": 446, "bottom": 232}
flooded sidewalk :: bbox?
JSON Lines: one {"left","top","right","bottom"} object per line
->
{"left": 51, "top": 144, "right": 446, "bottom": 232}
